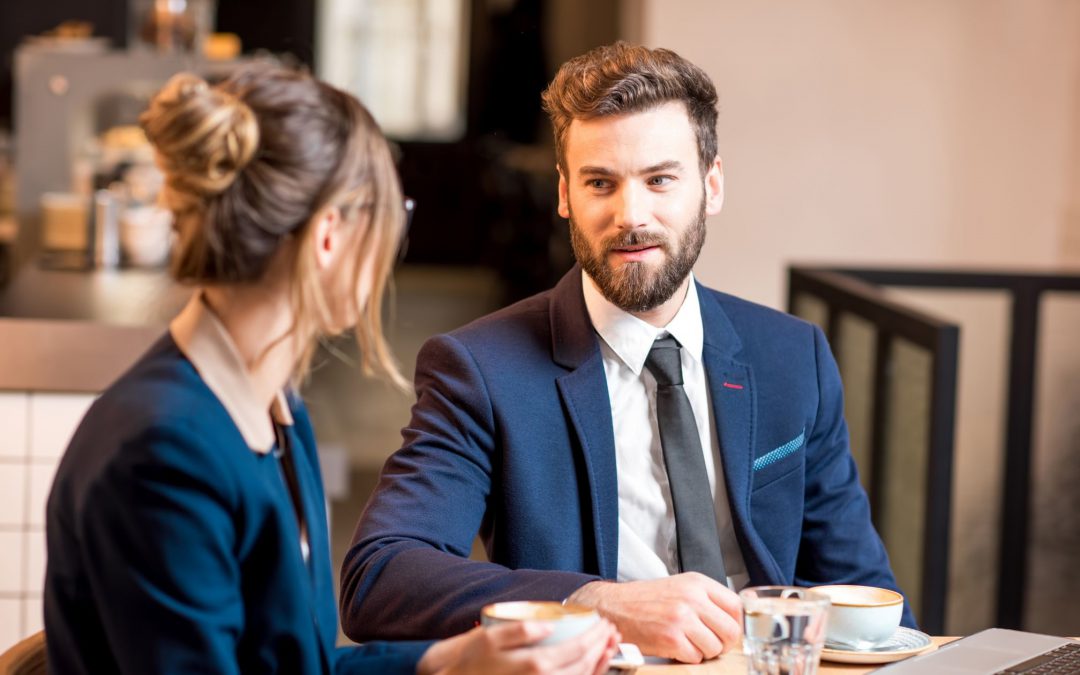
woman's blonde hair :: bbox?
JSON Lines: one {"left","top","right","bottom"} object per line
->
{"left": 141, "top": 62, "right": 406, "bottom": 386}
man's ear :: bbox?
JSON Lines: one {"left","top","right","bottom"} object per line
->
{"left": 557, "top": 166, "right": 570, "bottom": 219}
{"left": 704, "top": 156, "right": 724, "bottom": 216}
{"left": 310, "top": 205, "right": 344, "bottom": 271}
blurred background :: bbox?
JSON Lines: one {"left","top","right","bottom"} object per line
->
{"left": 0, "top": 0, "right": 1077, "bottom": 649}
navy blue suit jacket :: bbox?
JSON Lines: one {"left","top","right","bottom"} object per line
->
{"left": 45, "top": 335, "right": 430, "bottom": 674}
{"left": 342, "top": 268, "right": 913, "bottom": 640}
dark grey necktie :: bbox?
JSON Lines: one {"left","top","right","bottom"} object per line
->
{"left": 644, "top": 336, "right": 727, "bottom": 583}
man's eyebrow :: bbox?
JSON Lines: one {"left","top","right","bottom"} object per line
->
{"left": 577, "top": 161, "right": 686, "bottom": 177}
{"left": 641, "top": 160, "right": 684, "bottom": 174}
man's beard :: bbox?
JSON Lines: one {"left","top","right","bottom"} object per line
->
{"left": 570, "top": 199, "right": 707, "bottom": 313}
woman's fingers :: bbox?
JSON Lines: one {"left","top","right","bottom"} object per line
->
{"left": 484, "top": 620, "right": 555, "bottom": 650}
{"left": 527, "top": 619, "right": 618, "bottom": 674}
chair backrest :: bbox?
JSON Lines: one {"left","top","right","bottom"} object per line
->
{"left": 0, "top": 631, "right": 46, "bottom": 675}
{"left": 788, "top": 266, "right": 959, "bottom": 634}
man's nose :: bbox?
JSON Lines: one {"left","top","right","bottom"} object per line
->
{"left": 614, "top": 185, "right": 649, "bottom": 229}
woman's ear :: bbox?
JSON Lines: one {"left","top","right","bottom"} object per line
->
{"left": 310, "top": 205, "right": 343, "bottom": 271}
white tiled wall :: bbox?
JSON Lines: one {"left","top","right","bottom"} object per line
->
{"left": 0, "top": 599, "right": 20, "bottom": 657}
{"left": 0, "top": 394, "right": 28, "bottom": 459}
{"left": 28, "top": 395, "right": 94, "bottom": 460}
{"left": 27, "top": 464, "right": 59, "bottom": 529}
{"left": 0, "top": 464, "right": 25, "bottom": 526}
{"left": 0, "top": 391, "right": 95, "bottom": 651}
{"left": 25, "top": 532, "right": 45, "bottom": 595}
{"left": 0, "top": 532, "right": 22, "bottom": 594}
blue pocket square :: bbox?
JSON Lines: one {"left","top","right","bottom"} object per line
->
{"left": 753, "top": 431, "right": 806, "bottom": 471}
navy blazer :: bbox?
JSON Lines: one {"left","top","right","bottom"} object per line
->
{"left": 342, "top": 268, "right": 913, "bottom": 640}
{"left": 45, "top": 335, "right": 429, "bottom": 674}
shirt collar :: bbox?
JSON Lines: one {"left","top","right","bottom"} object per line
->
{"left": 169, "top": 292, "right": 294, "bottom": 454}
{"left": 581, "top": 270, "right": 705, "bottom": 376}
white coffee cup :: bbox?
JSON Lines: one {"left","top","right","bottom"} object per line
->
{"left": 812, "top": 585, "right": 903, "bottom": 650}
{"left": 480, "top": 601, "right": 599, "bottom": 646}
{"left": 120, "top": 204, "right": 173, "bottom": 267}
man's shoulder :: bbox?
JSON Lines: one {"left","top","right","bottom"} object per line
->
{"left": 446, "top": 287, "right": 558, "bottom": 346}
{"left": 698, "top": 283, "right": 816, "bottom": 335}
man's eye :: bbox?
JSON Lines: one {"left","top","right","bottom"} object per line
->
{"left": 648, "top": 176, "right": 674, "bottom": 186}
{"left": 588, "top": 179, "right": 610, "bottom": 189}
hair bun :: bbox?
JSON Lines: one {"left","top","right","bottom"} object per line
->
{"left": 141, "top": 72, "right": 260, "bottom": 200}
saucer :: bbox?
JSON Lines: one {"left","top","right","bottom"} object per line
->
{"left": 821, "top": 627, "right": 935, "bottom": 664}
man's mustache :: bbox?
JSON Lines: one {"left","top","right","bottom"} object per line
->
{"left": 602, "top": 230, "right": 671, "bottom": 254}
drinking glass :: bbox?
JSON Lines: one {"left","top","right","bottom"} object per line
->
{"left": 740, "top": 586, "right": 830, "bottom": 675}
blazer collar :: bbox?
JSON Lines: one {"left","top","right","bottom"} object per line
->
{"left": 695, "top": 278, "right": 743, "bottom": 359}
{"left": 550, "top": 266, "right": 601, "bottom": 369}
{"left": 548, "top": 266, "right": 616, "bottom": 576}
{"left": 694, "top": 285, "right": 784, "bottom": 581}
{"left": 582, "top": 271, "right": 705, "bottom": 376}
{"left": 551, "top": 268, "right": 744, "bottom": 366}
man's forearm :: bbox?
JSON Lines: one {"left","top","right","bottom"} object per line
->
{"left": 341, "top": 543, "right": 601, "bottom": 640}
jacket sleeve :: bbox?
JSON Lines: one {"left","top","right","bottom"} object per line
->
{"left": 340, "top": 333, "right": 599, "bottom": 641}
{"left": 332, "top": 640, "right": 432, "bottom": 674}
{"left": 793, "top": 326, "right": 917, "bottom": 628}
{"left": 77, "top": 423, "right": 246, "bottom": 675}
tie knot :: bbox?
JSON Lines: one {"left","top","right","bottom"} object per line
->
{"left": 645, "top": 336, "right": 684, "bottom": 386}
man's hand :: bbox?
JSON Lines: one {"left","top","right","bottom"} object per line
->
{"left": 566, "top": 572, "right": 742, "bottom": 663}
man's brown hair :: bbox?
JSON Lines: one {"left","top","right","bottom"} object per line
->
{"left": 541, "top": 42, "right": 719, "bottom": 174}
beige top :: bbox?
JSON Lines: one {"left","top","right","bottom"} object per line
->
{"left": 168, "top": 292, "right": 294, "bottom": 453}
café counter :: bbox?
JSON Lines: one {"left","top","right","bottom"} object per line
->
{"left": 0, "top": 263, "right": 188, "bottom": 326}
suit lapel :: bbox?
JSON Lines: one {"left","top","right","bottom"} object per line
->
{"left": 550, "top": 268, "right": 619, "bottom": 580}
{"left": 697, "top": 283, "right": 783, "bottom": 583}
{"left": 701, "top": 346, "right": 754, "bottom": 535}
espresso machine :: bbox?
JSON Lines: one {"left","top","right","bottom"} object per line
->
{"left": 13, "top": 43, "right": 244, "bottom": 269}
{"left": 10, "top": 0, "right": 234, "bottom": 268}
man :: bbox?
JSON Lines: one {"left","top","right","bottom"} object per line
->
{"left": 341, "top": 42, "right": 911, "bottom": 664}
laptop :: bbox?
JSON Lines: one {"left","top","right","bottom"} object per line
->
{"left": 875, "top": 628, "right": 1080, "bottom": 674}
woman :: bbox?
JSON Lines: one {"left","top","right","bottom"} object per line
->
{"left": 43, "top": 63, "right": 618, "bottom": 674}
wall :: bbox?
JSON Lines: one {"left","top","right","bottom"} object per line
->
{"left": 545, "top": 0, "right": 621, "bottom": 76}
{"left": 0, "top": 392, "right": 94, "bottom": 648}
{"left": 635, "top": 0, "right": 1080, "bottom": 634}
{"left": 637, "top": 0, "right": 1079, "bottom": 307}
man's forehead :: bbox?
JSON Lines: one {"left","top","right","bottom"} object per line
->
{"left": 563, "top": 102, "right": 698, "bottom": 175}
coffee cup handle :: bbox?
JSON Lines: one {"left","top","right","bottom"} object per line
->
{"left": 771, "top": 615, "right": 791, "bottom": 642}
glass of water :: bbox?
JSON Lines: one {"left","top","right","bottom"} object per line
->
{"left": 740, "top": 586, "right": 830, "bottom": 675}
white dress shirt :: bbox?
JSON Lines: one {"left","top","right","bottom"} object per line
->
{"left": 581, "top": 271, "right": 749, "bottom": 589}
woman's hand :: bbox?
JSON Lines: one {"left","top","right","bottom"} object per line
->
{"left": 417, "top": 618, "right": 620, "bottom": 675}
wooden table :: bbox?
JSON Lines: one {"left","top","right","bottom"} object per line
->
{"left": 638, "top": 637, "right": 956, "bottom": 674}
